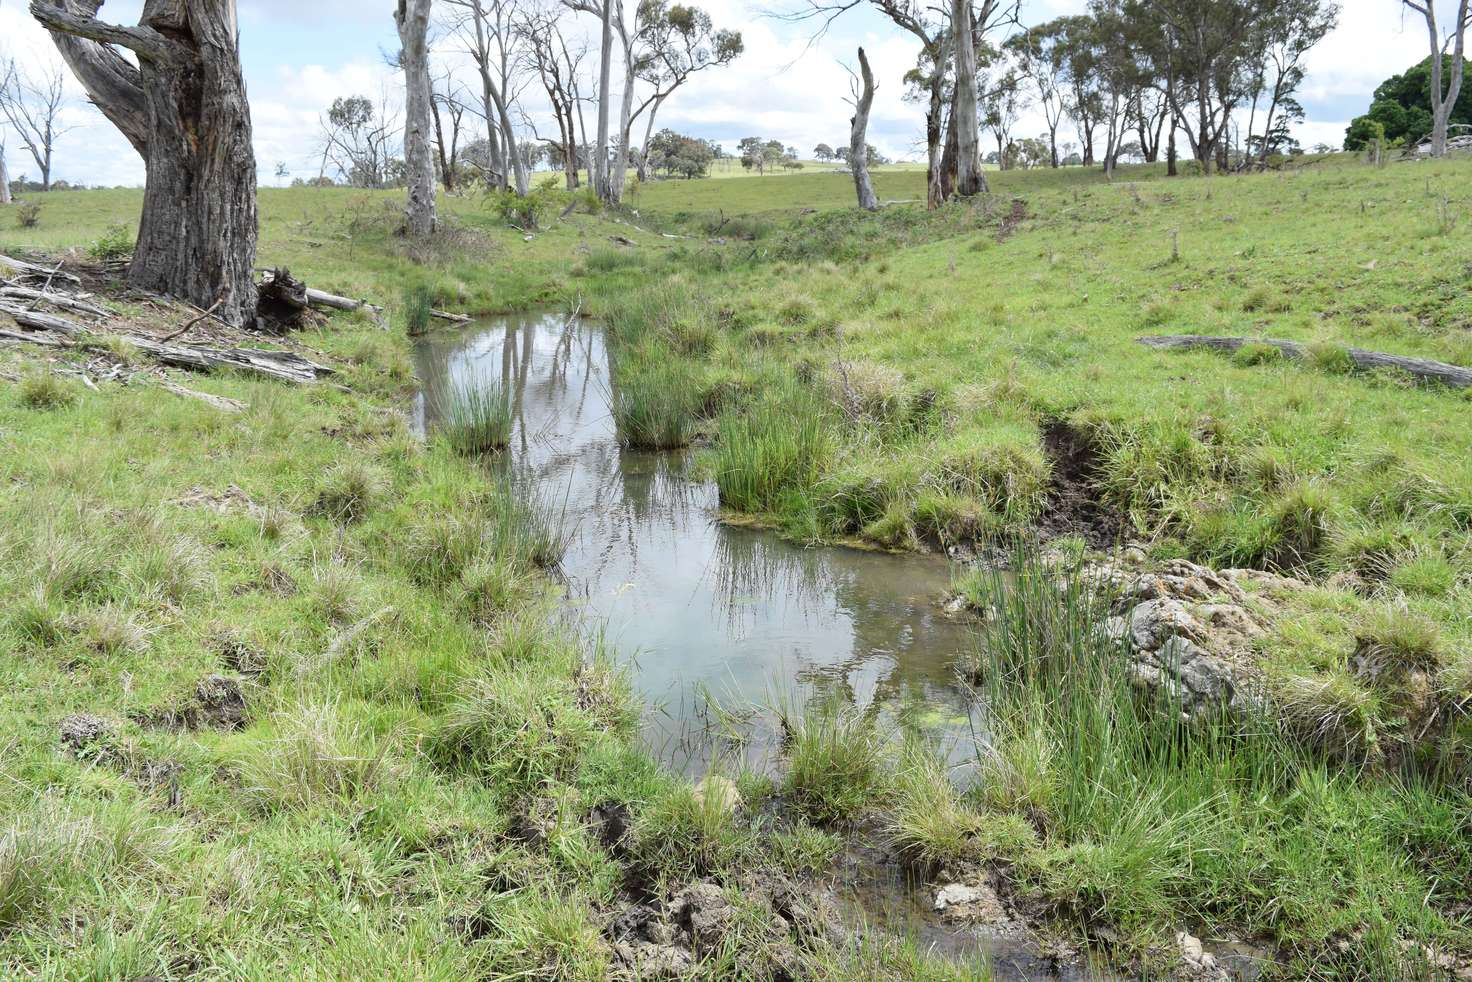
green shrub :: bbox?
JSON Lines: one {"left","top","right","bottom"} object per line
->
{"left": 88, "top": 222, "right": 134, "bottom": 261}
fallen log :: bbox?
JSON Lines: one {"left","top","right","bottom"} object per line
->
{"left": 0, "top": 303, "right": 87, "bottom": 337}
{"left": 0, "top": 307, "right": 335, "bottom": 384}
{"left": 0, "top": 287, "right": 110, "bottom": 318}
{"left": 0, "top": 254, "right": 81, "bottom": 285}
{"left": 1137, "top": 335, "right": 1472, "bottom": 390}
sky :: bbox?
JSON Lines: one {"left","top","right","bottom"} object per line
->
{"left": 0, "top": 0, "right": 1450, "bottom": 188}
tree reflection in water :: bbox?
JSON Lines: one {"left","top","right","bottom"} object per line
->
{"left": 414, "top": 311, "right": 982, "bottom": 777}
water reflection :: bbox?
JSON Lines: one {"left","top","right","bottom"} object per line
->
{"left": 414, "top": 311, "right": 980, "bottom": 774}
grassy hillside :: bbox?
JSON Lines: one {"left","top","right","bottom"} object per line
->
{"left": 3, "top": 155, "right": 1472, "bottom": 977}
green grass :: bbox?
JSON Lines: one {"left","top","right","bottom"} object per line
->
{"left": 4, "top": 152, "right": 1472, "bottom": 975}
{"left": 431, "top": 371, "right": 514, "bottom": 454}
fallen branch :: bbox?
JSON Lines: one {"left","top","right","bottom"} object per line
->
{"left": 161, "top": 299, "right": 224, "bottom": 343}
{"left": 0, "top": 303, "right": 87, "bottom": 337}
{"left": 0, "top": 254, "right": 81, "bottom": 285}
{"left": 258, "top": 274, "right": 470, "bottom": 324}
{"left": 158, "top": 380, "right": 247, "bottom": 412}
{"left": 1137, "top": 335, "right": 1472, "bottom": 390}
{"left": 0, "top": 308, "right": 335, "bottom": 384}
{"left": 0, "top": 287, "right": 110, "bottom": 319}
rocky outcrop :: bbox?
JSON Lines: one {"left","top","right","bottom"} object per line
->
{"left": 1093, "top": 555, "right": 1306, "bottom": 716}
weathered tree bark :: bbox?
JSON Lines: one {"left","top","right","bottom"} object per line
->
{"left": 396, "top": 0, "right": 437, "bottom": 238}
{"left": 849, "top": 48, "right": 879, "bottom": 213}
{"left": 31, "top": 0, "right": 259, "bottom": 327}
{"left": 950, "top": 0, "right": 985, "bottom": 197}
{"left": 925, "top": 51, "right": 948, "bottom": 209}
{"left": 0, "top": 144, "right": 11, "bottom": 204}
{"left": 1137, "top": 335, "right": 1472, "bottom": 390}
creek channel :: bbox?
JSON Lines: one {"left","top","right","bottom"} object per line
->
{"left": 412, "top": 310, "right": 1112, "bottom": 979}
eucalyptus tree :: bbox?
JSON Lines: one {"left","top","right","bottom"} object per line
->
{"left": 0, "top": 142, "right": 11, "bottom": 204}
{"left": 30, "top": 0, "right": 259, "bottom": 326}
{"left": 1400, "top": 0, "right": 1471, "bottom": 156}
{"left": 780, "top": 0, "right": 1016, "bottom": 205}
{"left": 1244, "top": 0, "right": 1338, "bottom": 164}
{"left": 1124, "top": 0, "right": 1269, "bottom": 173}
{"left": 0, "top": 58, "right": 70, "bottom": 192}
{"left": 629, "top": 1, "right": 743, "bottom": 182}
{"left": 848, "top": 47, "right": 878, "bottom": 210}
{"left": 397, "top": 0, "right": 437, "bottom": 237}
{"left": 1005, "top": 21, "right": 1068, "bottom": 166}
{"left": 444, "top": 0, "right": 529, "bottom": 194}
{"left": 518, "top": 5, "right": 590, "bottom": 189}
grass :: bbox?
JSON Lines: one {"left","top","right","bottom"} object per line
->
{"left": 430, "top": 370, "right": 514, "bottom": 454}
{"left": 3, "top": 152, "right": 1472, "bottom": 975}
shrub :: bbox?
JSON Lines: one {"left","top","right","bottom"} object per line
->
{"left": 89, "top": 222, "right": 134, "bottom": 261}
{"left": 16, "top": 201, "right": 41, "bottom": 228}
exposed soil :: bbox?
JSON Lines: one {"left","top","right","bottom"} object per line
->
{"left": 1038, "top": 419, "right": 1126, "bottom": 547}
{"left": 133, "top": 673, "right": 250, "bottom": 732}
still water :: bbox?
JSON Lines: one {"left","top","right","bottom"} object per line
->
{"left": 413, "top": 310, "right": 980, "bottom": 773}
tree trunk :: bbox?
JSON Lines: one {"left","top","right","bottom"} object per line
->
{"left": 432, "top": 96, "right": 454, "bottom": 191}
{"left": 396, "top": 0, "right": 436, "bottom": 239}
{"left": 32, "top": 0, "right": 259, "bottom": 327}
{"left": 950, "top": 0, "right": 984, "bottom": 197}
{"left": 610, "top": 12, "right": 636, "bottom": 202}
{"left": 1167, "top": 116, "right": 1178, "bottom": 177}
{"left": 490, "top": 84, "right": 528, "bottom": 195}
{"left": 594, "top": 0, "right": 615, "bottom": 201}
{"left": 1137, "top": 335, "right": 1472, "bottom": 390}
{"left": 925, "top": 60, "right": 946, "bottom": 209}
{"left": 1419, "top": 0, "right": 1469, "bottom": 157}
{"left": 0, "top": 146, "right": 10, "bottom": 204}
{"left": 850, "top": 47, "right": 879, "bottom": 212}
{"left": 940, "top": 90, "right": 959, "bottom": 200}
{"left": 637, "top": 93, "right": 669, "bottom": 184}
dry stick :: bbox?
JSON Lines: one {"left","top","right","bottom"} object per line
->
{"left": 161, "top": 299, "right": 224, "bottom": 343}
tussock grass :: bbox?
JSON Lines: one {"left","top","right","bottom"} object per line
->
{"left": 610, "top": 345, "right": 704, "bottom": 449}
{"left": 17, "top": 373, "right": 78, "bottom": 410}
{"left": 237, "top": 701, "right": 396, "bottom": 812}
{"left": 630, "top": 779, "right": 751, "bottom": 881}
{"left": 430, "top": 371, "right": 513, "bottom": 454}
{"left": 716, "top": 383, "right": 832, "bottom": 513}
{"left": 780, "top": 699, "right": 888, "bottom": 825}
{"left": 310, "top": 460, "right": 389, "bottom": 523}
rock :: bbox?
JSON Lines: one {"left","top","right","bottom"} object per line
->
{"left": 1176, "top": 930, "right": 1227, "bottom": 979}
{"left": 59, "top": 714, "right": 117, "bottom": 756}
{"left": 1130, "top": 598, "right": 1208, "bottom": 652}
{"left": 693, "top": 775, "right": 742, "bottom": 813}
{"left": 934, "top": 883, "right": 984, "bottom": 911}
